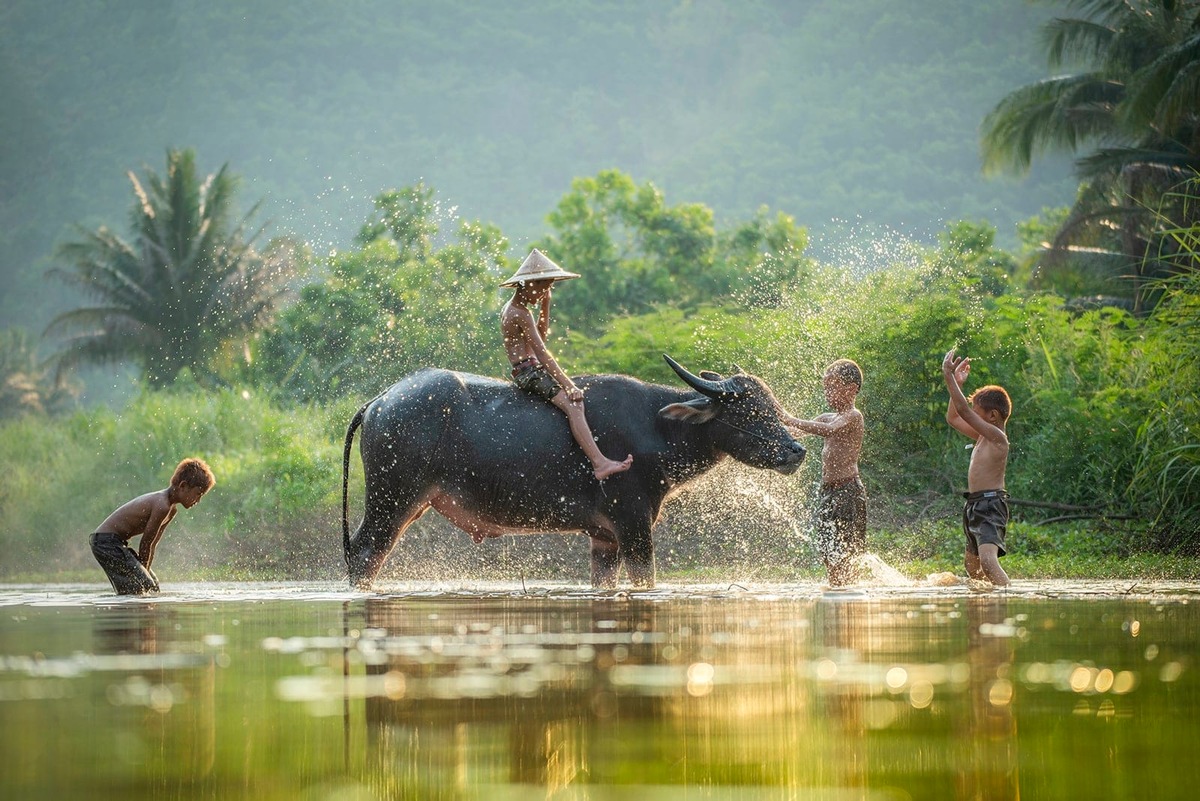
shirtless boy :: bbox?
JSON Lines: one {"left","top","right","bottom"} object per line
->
{"left": 942, "top": 348, "right": 1012, "bottom": 587}
{"left": 90, "top": 458, "right": 215, "bottom": 595}
{"left": 781, "top": 359, "right": 867, "bottom": 586}
{"left": 500, "top": 249, "right": 632, "bottom": 480}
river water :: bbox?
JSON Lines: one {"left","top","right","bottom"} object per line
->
{"left": 2, "top": 580, "right": 1198, "bottom": 800}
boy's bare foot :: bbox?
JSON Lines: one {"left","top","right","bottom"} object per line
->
{"left": 594, "top": 454, "right": 634, "bottom": 480}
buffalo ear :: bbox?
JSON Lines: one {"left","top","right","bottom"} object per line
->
{"left": 699, "top": 370, "right": 724, "bottom": 381}
{"left": 659, "top": 398, "right": 718, "bottom": 423}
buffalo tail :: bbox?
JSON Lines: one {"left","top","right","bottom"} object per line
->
{"left": 342, "top": 403, "right": 368, "bottom": 568}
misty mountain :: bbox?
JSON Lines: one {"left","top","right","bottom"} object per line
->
{"left": 0, "top": 0, "right": 1076, "bottom": 329}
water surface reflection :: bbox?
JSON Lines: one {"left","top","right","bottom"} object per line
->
{"left": 0, "top": 582, "right": 1197, "bottom": 800}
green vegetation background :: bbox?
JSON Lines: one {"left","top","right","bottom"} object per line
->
{"left": 3, "top": 193, "right": 1196, "bottom": 582}
{"left": 2, "top": 2, "right": 1196, "bottom": 585}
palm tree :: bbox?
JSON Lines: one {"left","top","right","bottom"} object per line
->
{"left": 45, "top": 149, "right": 292, "bottom": 387}
{"left": 0, "top": 327, "right": 79, "bottom": 418}
{"left": 980, "top": 0, "right": 1200, "bottom": 310}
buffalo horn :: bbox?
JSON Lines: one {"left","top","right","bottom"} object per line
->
{"left": 663, "top": 354, "right": 740, "bottom": 398}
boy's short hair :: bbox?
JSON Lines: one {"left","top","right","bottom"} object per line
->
{"left": 825, "top": 359, "right": 863, "bottom": 389}
{"left": 970, "top": 385, "right": 1011, "bottom": 422}
{"left": 172, "top": 458, "right": 215, "bottom": 491}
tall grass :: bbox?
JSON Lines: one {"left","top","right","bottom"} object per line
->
{"left": 1130, "top": 195, "right": 1200, "bottom": 549}
{"left": 0, "top": 386, "right": 361, "bottom": 579}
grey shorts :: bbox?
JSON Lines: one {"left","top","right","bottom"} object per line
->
{"left": 962, "top": 490, "right": 1009, "bottom": 557}
{"left": 90, "top": 532, "right": 159, "bottom": 595}
{"left": 512, "top": 363, "right": 562, "bottom": 402}
{"left": 815, "top": 476, "right": 867, "bottom": 572}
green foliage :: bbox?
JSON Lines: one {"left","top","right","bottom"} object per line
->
{"left": 563, "top": 304, "right": 778, "bottom": 384}
{"left": 250, "top": 173, "right": 810, "bottom": 402}
{"left": 252, "top": 186, "right": 511, "bottom": 401}
{"left": 539, "top": 169, "right": 812, "bottom": 335}
{"left": 980, "top": 0, "right": 1200, "bottom": 307}
{"left": 1130, "top": 228, "right": 1200, "bottom": 548}
{"left": 44, "top": 149, "right": 295, "bottom": 388}
{"left": 0, "top": 386, "right": 354, "bottom": 578}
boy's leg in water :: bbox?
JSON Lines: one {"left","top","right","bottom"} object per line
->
{"left": 977, "top": 544, "right": 1010, "bottom": 586}
{"left": 818, "top": 480, "right": 866, "bottom": 586}
{"left": 91, "top": 533, "right": 159, "bottom": 595}
{"left": 964, "top": 549, "right": 985, "bottom": 580}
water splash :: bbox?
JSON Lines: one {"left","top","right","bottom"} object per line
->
{"left": 853, "top": 552, "right": 912, "bottom": 586}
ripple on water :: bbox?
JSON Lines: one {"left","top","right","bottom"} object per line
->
{"left": 0, "top": 578, "right": 1198, "bottom": 608}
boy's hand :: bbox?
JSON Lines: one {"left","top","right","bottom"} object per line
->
{"left": 566, "top": 387, "right": 584, "bottom": 403}
{"left": 953, "top": 355, "right": 970, "bottom": 386}
{"left": 942, "top": 348, "right": 969, "bottom": 383}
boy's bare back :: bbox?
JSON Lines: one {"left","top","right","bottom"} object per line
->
{"left": 966, "top": 432, "right": 1008, "bottom": 492}
{"left": 501, "top": 299, "right": 540, "bottom": 366}
{"left": 94, "top": 490, "right": 175, "bottom": 542}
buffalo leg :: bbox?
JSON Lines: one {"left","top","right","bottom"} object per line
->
{"left": 618, "top": 527, "right": 656, "bottom": 588}
{"left": 588, "top": 537, "right": 621, "bottom": 589}
{"left": 347, "top": 488, "right": 431, "bottom": 589}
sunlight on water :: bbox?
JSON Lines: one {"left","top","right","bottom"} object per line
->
{"left": 2, "top": 581, "right": 1199, "bottom": 799}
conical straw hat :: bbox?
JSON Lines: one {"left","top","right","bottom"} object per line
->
{"left": 500, "top": 248, "right": 580, "bottom": 287}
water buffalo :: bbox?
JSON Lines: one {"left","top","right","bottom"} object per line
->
{"left": 342, "top": 355, "right": 805, "bottom": 589}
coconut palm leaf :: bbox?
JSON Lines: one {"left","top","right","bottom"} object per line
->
{"left": 1123, "top": 32, "right": 1200, "bottom": 130}
{"left": 45, "top": 149, "right": 293, "bottom": 387}
{"left": 1042, "top": 17, "right": 1116, "bottom": 67}
{"left": 982, "top": 0, "right": 1200, "bottom": 307}
{"left": 981, "top": 73, "right": 1122, "bottom": 175}
{"left": 1075, "top": 145, "right": 1199, "bottom": 179}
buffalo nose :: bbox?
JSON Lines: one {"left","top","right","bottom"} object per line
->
{"left": 791, "top": 440, "right": 806, "bottom": 459}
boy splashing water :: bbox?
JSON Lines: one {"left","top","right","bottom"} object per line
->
{"left": 781, "top": 359, "right": 867, "bottom": 586}
{"left": 90, "top": 458, "right": 215, "bottom": 595}
{"left": 942, "top": 348, "right": 1012, "bottom": 587}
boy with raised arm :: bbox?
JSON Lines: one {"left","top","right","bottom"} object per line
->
{"left": 90, "top": 458, "right": 215, "bottom": 595}
{"left": 500, "top": 249, "right": 633, "bottom": 480}
{"left": 942, "top": 348, "right": 1012, "bottom": 587}
{"left": 781, "top": 359, "right": 867, "bottom": 586}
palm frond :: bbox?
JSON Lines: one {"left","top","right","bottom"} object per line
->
{"left": 1075, "top": 144, "right": 1198, "bottom": 181}
{"left": 981, "top": 73, "right": 1120, "bottom": 174}
{"left": 44, "top": 148, "right": 292, "bottom": 386}
{"left": 1122, "top": 31, "right": 1200, "bottom": 130}
{"left": 1043, "top": 17, "right": 1116, "bottom": 68}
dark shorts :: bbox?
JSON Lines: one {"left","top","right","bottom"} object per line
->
{"left": 962, "top": 490, "right": 1009, "bottom": 557}
{"left": 815, "top": 476, "right": 867, "bottom": 582}
{"left": 90, "top": 532, "right": 159, "bottom": 595}
{"left": 512, "top": 363, "right": 562, "bottom": 402}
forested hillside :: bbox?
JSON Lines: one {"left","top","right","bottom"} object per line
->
{"left": 0, "top": 0, "right": 1075, "bottom": 330}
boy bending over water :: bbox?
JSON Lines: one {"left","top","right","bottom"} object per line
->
{"left": 90, "top": 458, "right": 215, "bottom": 595}
{"left": 942, "top": 348, "right": 1012, "bottom": 587}
{"left": 781, "top": 359, "right": 867, "bottom": 586}
{"left": 501, "top": 249, "right": 632, "bottom": 480}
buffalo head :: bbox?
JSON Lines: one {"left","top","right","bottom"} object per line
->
{"left": 659, "top": 354, "right": 806, "bottom": 474}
